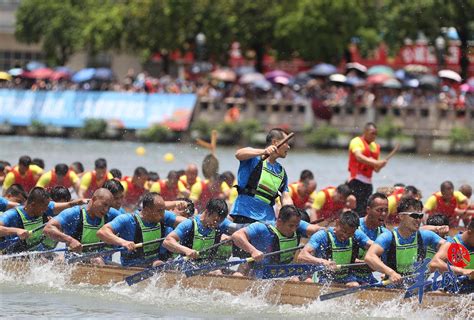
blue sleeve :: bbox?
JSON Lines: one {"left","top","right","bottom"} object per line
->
{"left": 245, "top": 222, "right": 267, "bottom": 241}
{"left": 106, "top": 208, "right": 122, "bottom": 222}
{"left": 0, "top": 197, "right": 8, "bottom": 211}
{"left": 297, "top": 220, "right": 309, "bottom": 237}
{"left": 53, "top": 207, "right": 81, "bottom": 236}
{"left": 108, "top": 214, "right": 135, "bottom": 240}
{"left": 163, "top": 210, "right": 177, "bottom": 228}
{"left": 46, "top": 201, "right": 55, "bottom": 217}
{"left": 218, "top": 218, "right": 233, "bottom": 234}
{"left": 374, "top": 230, "right": 394, "bottom": 252}
{"left": 0, "top": 208, "right": 21, "bottom": 227}
{"left": 237, "top": 157, "right": 260, "bottom": 188}
{"left": 307, "top": 230, "right": 328, "bottom": 256}
{"left": 354, "top": 229, "right": 370, "bottom": 248}
{"left": 173, "top": 219, "right": 193, "bottom": 241}
{"left": 420, "top": 230, "right": 443, "bottom": 251}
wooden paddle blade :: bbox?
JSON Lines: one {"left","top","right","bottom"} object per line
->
{"left": 184, "top": 259, "right": 248, "bottom": 278}
{"left": 67, "top": 247, "right": 124, "bottom": 264}
{"left": 196, "top": 138, "right": 213, "bottom": 150}
{"left": 210, "top": 130, "right": 217, "bottom": 155}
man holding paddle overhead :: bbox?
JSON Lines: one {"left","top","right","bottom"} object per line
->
{"left": 232, "top": 204, "right": 323, "bottom": 276}
{"left": 44, "top": 188, "right": 120, "bottom": 265}
{"left": 231, "top": 128, "right": 293, "bottom": 256}
{"left": 298, "top": 210, "right": 372, "bottom": 287}
{"left": 347, "top": 123, "right": 388, "bottom": 217}
{"left": 97, "top": 192, "right": 187, "bottom": 267}
{"left": 365, "top": 198, "right": 445, "bottom": 284}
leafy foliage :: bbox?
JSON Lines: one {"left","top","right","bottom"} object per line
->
{"left": 304, "top": 124, "right": 339, "bottom": 148}
{"left": 81, "top": 119, "right": 107, "bottom": 139}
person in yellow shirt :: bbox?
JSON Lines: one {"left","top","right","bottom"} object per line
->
{"left": 2, "top": 156, "right": 43, "bottom": 194}
{"left": 310, "top": 184, "right": 356, "bottom": 224}
{"left": 347, "top": 123, "right": 387, "bottom": 217}
{"left": 177, "top": 164, "right": 201, "bottom": 198}
{"left": 78, "top": 158, "right": 113, "bottom": 198}
{"left": 36, "top": 163, "right": 80, "bottom": 195}
{"left": 220, "top": 171, "right": 238, "bottom": 206}
{"left": 423, "top": 181, "right": 468, "bottom": 227}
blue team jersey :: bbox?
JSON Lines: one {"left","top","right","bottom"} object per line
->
{"left": 52, "top": 205, "right": 122, "bottom": 236}
{"left": 358, "top": 217, "right": 388, "bottom": 241}
{"left": 307, "top": 227, "right": 370, "bottom": 258}
{"left": 374, "top": 228, "right": 443, "bottom": 254}
{"left": 231, "top": 156, "right": 288, "bottom": 223}
{"left": 173, "top": 215, "right": 232, "bottom": 243}
{"left": 0, "top": 197, "right": 8, "bottom": 212}
{"left": 0, "top": 202, "right": 55, "bottom": 228}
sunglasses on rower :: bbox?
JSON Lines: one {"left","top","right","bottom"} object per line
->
{"left": 399, "top": 212, "right": 424, "bottom": 219}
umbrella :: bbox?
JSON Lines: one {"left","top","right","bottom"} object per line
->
{"left": 418, "top": 74, "right": 440, "bottom": 89}
{"left": 50, "top": 71, "right": 71, "bottom": 81}
{"left": 0, "top": 71, "right": 12, "bottom": 81}
{"left": 235, "top": 66, "right": 256, "bottom": 76}
{"left": 404, "top": 64, "right": 429, "bottom": 75}
{"left": 211, "top": 68, "right": 236, "bottom": 82}
{"left": 382, "top": 78, "right": 402, "bottom": 89}
{"left": 250, "top": 79, "right": 272, "bottom": 91}
{"left": 367, "top": 65, "right": 394, "bottom": 77}
{"left": 345, "top": 76, "right": 365, "bottom": 87}
{"left": 366, "top": 73, "right": 392, "bottom": 85}
{"left": 8, "top": 68, "right": 23, "bottom": 76}
{"left": 94, "top": 68, "right": 114, "bottom": 81}
{"left": 403, "top": 78, "right": 419, "bottom": 88}
{"left": 264, "top": 70, "right": 292, "bottom": 80}
{"left": 345, "top": 62, "right": 367, "bottom": 74}
{"left": 289, "top": 72, "right": 311, "bottom": 86}
{"left": 273, "top": 76, "right": 290, "bottom": 85}
{"left": 460, "top": 83, "right": 474, "bottom": 93}
{"left": 308, "top": 63, "right": 337, "bottom": 77}
{"left": 395, "top": 69, "right": 408, "bottom": 80}
{"left": 329, "top": 74, "right": 347, "bottom": 84}
{"left": 239, "top": 72, "right": 265, "bottom": 84}
{"left": 22, "top": 67, "right": 54, "bottom": 79}
{"left": 72, "top": 68, "right": 96, "bottom": 83}
{"left": 438, "top": 69, "right": 462, "bottom": 83}
{"left": 55, "top": 66, "right": 74, "bottom": 74}
{"left": 26, "top": 61, "right": 46, "bottom": 71}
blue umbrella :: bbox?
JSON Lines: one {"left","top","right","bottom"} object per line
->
{"left": 94, "top": 68, "right": 114, "bottom": 81}
{"left": 308, "top": 63, "right": 337, "bottom": 77}
{"left": 367, "top": 65, "right": 394, "bottom": 77}
{"left": 72, "top": 68, "right": 96, "bottom": 83}
{"left": 251, "top": 79, "right": 272, "bottom": 91}
{"left": 8, "top": 68, "right": 23, "bottom": 76}
{"left": 26, "top": 61, "right": 46, "bottom": 71}
{"left": 55, "top": 66, "right": 74, "bottom": 74}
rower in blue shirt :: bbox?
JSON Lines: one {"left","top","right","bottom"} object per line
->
{"left": 97, "top": 192, "right": 188, "bottom": 267}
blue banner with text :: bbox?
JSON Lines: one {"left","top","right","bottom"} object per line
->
{"left": 0, "top": 90, "right": 197, "bottom": 131}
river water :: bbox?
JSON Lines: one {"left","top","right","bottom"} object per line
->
{"left": 0, "top": 136, "right": 473, "bottom": 319}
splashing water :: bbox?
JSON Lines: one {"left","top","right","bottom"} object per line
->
{"left": 0, "top": 259, "right": 471, "bottom": 319}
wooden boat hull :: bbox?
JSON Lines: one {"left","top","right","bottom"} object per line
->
{"left": 1, "top": 257, "right": 472, "bottom": 311}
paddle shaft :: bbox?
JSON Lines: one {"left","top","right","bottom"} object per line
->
{"left": 385, "top": 143, "right": 400, "bottom": 161}
{"left": 1, "top": 223, "right": 48, "bottom": 253}
{"left": 261, "top": 132, "right": 294, "bottom": 161}
{"left": 260, "top": 262, "right": 367, "bottom": 279}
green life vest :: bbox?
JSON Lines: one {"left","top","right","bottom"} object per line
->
{"left": 237, "top": 160, "right": 286, "bottom": 205}
{"left": 134, "top": 214, "right": 163, "bottom": 259}
{"left": 16, "top": 207, "right": 44, "bottom": 250}
{"left": 215, "top": 242, "right": 232, "bottom": 262}
{"left": 268, "top": 224, "right": 299, "bottom": 264}
{"left": 189, "top": 217, "right": 219, "bottom": 259}
{"left": 387, "top": 230, "right": 425, "bottom": 275}
{"left": 454, "top": 236, "right": 474, "bottom": 269}
{"left": 357, "top": 224, "right": 383, "bottom": 259}
{"left": 76, "top": 208, "right": 104, "bottom": 251}
{"left": 324, "top": 231, "right": 358, "bottom": 279}
{"left": 426, "top": 247, "right": 437, "bottom": 260}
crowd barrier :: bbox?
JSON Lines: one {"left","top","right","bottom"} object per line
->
{"left": 0, "top": 90, "right": 197, "bottom": 130}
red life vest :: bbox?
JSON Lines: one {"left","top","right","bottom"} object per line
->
{"left": 49, "top": 170, "right": 72, "bottom": 188}
{"left": 318, "top": 187, "right": 346, "bottom": 220}
{"left": 158, "top": 180, "right": 179, "bottom": 201}
{"left": 85, "top": 170, "right": 109, "bottom": 198}
{"left": 348, "top": 136, "right": 380, "bottom": 181}
{"left": 431, "top": 193, "right": 458, "bottom": 226}
{"left": 196, "top": 180, "right": 222, "bottom": 212}
{"left": 122, "top": 176, "right": 145, "bottom": 206}
{"left": 289, "top": 183, "right": 310, "bottom": 209}
{"left": 12, "top": 168, "right": 37, "bottom": 193}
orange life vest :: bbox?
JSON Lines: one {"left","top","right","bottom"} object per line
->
{"left": 122, "top": 176, "right": 146, "bottom": 207}
{"left": 430, "top": 193, "right": 458, "bottom": 226}
{"left": 196, "top": 180, "right": 222, "bottom": 212}
{"left": 49, "top": 170, "right": 72, "bottom": 188}
{"left": 179, "top": 175, "right": 197, "bottom": 190}
{"left": 318, "top": 187, "right": 346, "bottom": 220}
{"left": 348, "top": 136, "right": 380, "bottom": 181}
{"left": 12, "top": 168, "right": 37, "bottom": 193}
{"left": 289, "top": 183, "right": 310, "bottom": 209}
{"left": 158, "top": 180, "right": 179, "bottom": 201}
{"left": 85, "top": 170, "right": 109, "bottom": 198}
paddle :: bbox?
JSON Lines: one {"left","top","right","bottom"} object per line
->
{"left": 184, "top": 244, "right": 305, "bottom": 278}
{"left": 319, "top": 274, "right": 415, "bottom": 301}
{"left": 67, "top": 237, "right": 166, "bottom": 264}
{"left": 125, "top": 238, "right": 233, "bottom": 286}
{"left": 260, "top": 262, "right": 367, "bottom": 279}
{"left": 385, "top": 142, "right": 400, "bottom": 161}
{"left": 262, "top": 132, "right": 294, "bottom": 161}
{"left": 0, "top": 247, "right": 69, "bottom": 259}
{"left": 1, "top": 223, "right": 48, "bottom": 253}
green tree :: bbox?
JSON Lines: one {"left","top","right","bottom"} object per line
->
{"left": 15, "top": 0, "right": 83, "bottom": 65}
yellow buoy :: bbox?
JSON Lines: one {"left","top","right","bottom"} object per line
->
{"left": 135, "top": 146, "right": 146, "bottom": 156}
{"left": 163, "top": 152, "right": 175, "bottom": 162}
